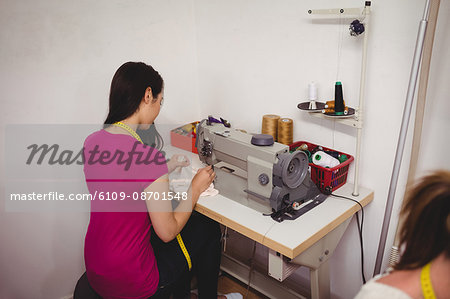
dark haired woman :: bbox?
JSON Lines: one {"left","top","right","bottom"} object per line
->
{"left": 355, "top": 170, "right": 450, "bottom": 299}
{"left": 82, "top": 62, "right": 228, "bottom": 298}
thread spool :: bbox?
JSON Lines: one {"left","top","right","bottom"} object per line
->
{"left": 338, "top": 154, "right": 348, "bottom": 163}
{"left": 308, "top": 82, "right": 318, "bottom": 110}
{"left": 334, "top": 81, "right": 345, "bottom": 115}
{"left": 308, "top": 82, "right": 318, "bottom": 101}
{"left": 299, "top": 143, "right": 308, "bottom": 151}
{"left": 277, "top": 118, "right": 293, "bottom": 145}
{"left": 324, "top": 100, "right": 347, "bottom": 109}
{"left": 262, "top": 114, "right": 280, "bottom": 141}
{"left": 322, "top": 106, "right": 349, "bottom": 115}
{"left": 312, "top": 151, "right": 340, "bottom": 168}
{"left": 324, "top": 100, "right": 335, "bottom": 109}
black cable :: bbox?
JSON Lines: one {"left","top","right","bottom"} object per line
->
{"left": 331, "top": 193, "right": 367, "bottom": 284}
{"left": 355, "top": 211, "right": 366, "bottom": 284}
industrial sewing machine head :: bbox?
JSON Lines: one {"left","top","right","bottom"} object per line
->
{"left": 196, "top": 119, "right": 327, "bottom": 222}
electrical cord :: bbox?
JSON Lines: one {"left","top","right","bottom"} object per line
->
{"left": 330, "top": 193, "right": 367, "bottom": 284}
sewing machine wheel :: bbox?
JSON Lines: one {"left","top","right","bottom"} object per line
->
{"left": 276, "top": 151, "right": 309, "bottom": 189}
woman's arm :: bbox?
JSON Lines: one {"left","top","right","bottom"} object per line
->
{"left": 145, "top": 166, "right": 215, "bottom": 242}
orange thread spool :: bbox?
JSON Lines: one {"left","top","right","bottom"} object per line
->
{"left": 277, "top": 118, "right": 293, "bottom": 145}
{"left": 262, "top": 114, "right": 280, "bottom": 141}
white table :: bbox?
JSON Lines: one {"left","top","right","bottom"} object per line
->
{"left": 165, "top": 146, "right": 374, "bottom": 298}
{"left": 195, "top": 183, "right": 373, "bottom": 299}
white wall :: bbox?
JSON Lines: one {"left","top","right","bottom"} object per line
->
{"left": 194, "top": 0, "right": 450, "bottom": 298}
{"left": 0, "top": 1, "right": 200, "bottom": 298}
{"left": 1, "top": 0, "right": 449, "bottom": 298}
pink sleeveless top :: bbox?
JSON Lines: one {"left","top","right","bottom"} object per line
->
{"left": 83, "top": 130, "right": 168, "bottom": 299}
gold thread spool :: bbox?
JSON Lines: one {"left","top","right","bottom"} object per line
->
{"left": 324, "top": 100, "right": 346, "bottom": 109}
{"left": 277, "top": 118, "right": 293, "bottom": 145}
{"left": 262, "top": 114, "right": 280, "bottom": 141}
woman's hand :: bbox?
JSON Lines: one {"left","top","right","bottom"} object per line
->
{"left": 167, "top": 154, "right": 190, "bottom": 173}
{"left": 191, "top": 166, "right": 215, "bottom": 197}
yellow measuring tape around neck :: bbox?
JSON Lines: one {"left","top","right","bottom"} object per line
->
{"left": 112, "top": 122, "right": 192, "bottom": 271}
{"left": 420, "top": 262, "right": 436, "bottom": 299}
{"left": 113, "top": 122, "right": 143, "bottom": 143}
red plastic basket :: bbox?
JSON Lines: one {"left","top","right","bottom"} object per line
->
{"left": 290, "top": 141, "right": 354, "bottom": 192}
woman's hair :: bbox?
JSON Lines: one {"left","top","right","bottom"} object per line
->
{"left": 104, "top": 62, "right": 164, "bottom": 151}
{"left": 136, "top": 124, "right": 164, "bottom": 153}
{"left": 104, "top": 61, "right": 163, "bottom": 125}
{"left": 394, "top": 170, "right": 450, "bottom": 270}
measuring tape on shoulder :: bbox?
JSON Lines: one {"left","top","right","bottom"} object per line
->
{"left": 420, "top": 262, "right": 436, "bottom": 299}
{"left": 112, "top": 121, "right": 193, "bottom": 271}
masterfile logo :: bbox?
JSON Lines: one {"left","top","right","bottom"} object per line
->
{"left": 25, "top": 141, "right": 166, "bottom": 171}
{"left": 3, "top": 123, "right": 194, "bottom": 213}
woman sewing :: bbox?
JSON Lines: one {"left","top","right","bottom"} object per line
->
{"left": 82, "top": 61, "right": 229, "bottom": 298}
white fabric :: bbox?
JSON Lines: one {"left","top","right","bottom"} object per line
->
{"left": 199, "top": 182, "right": 219, "bottom": 197}
{"left": 223, "top": 293, "right": 243, "bottom": 299}
{"left": 354, "top": 277, "right": 412, "bottom": 299}
{"left": 169, "top": 164, "right": 219, "bottom": 197}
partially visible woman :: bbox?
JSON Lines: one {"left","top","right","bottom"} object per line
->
{"left": 83, "top": 62, "right": 224, "bottom": 299}
{"left": 355, "top": 170, "right": 450, "bottom": 299}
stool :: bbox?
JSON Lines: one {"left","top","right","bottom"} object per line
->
{"left": 73, "top": 271, "right": 174, "bottom": 299}
{"left": 73, "top": 272, "right": 102, "bottom": 299}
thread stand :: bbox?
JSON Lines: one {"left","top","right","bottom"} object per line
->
{"left": 300, "top": 1, "right": 371, "bottom": 196}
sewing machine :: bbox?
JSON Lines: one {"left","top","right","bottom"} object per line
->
{"left": 195, "top": 119, "right": 327, "bottom": 222}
